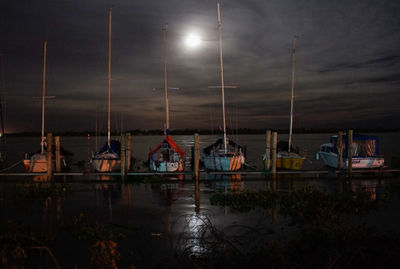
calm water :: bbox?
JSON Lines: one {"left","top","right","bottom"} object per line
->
{"left": 1, "top": 133, "right": 400, "bottom": 267}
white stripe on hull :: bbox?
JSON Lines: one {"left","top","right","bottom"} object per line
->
{"left": 318, "top": 152, "right": 384, "bottom": 169}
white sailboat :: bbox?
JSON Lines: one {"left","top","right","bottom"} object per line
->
{"left": 23, "top": 41, "right": 72, "bottom": 172}
{"left": 276, "top": 36, "right": 305, "bottom": 170}
{"left": 91, "top": 8, "right": 121, "bottom": 172}
{"left": 202, "top": 2, "right": 245, "bottom": 171}
{"left": 149, "top": 25, "right": 185, "bottom": 172}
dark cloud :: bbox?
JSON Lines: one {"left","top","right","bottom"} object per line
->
{"left": 318, "top": 55, "right": 400, "bottom": 73}
{"left": 1, "top": 0, "right": 400, "bottom": 132}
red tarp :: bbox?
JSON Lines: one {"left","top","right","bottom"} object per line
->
{"left": 149, "top": 135, "right": 186, "bottom": 158}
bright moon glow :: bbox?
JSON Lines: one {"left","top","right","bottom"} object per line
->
{"left": 185, "top": 33, "right": 201, "bottom": 48}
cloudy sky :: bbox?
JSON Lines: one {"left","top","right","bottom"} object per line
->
{"left": 1, "top": 0, "right": 399, "bottom": 133}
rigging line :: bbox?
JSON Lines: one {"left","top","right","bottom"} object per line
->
{"left": 0, "top": 159, "right": 23, "bottom": 172}
{"left": 0, "top": 52, "right": 6, "bottom": 143}
{"left": 235, "top": 91, "right": 238, "bottom": 143}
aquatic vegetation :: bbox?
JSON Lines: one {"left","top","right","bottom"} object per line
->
{"left": 67, "top": 213, "right": 126, "bottom": 242}
{"left": 210, "top": 186, "right": 389, "bottom": 225}
{"left": 201, "top": 186, "right": 397, "bottom": 268}
{"left": 15, "top": 183, "right": 70, "bottom": 203}
{"left": 210, "top": 189, "right": 279, "bottom": 212}
{"left": 0, "top": 220, "right": 59, "bottom": 268}
{"left": 65, "top": 213, "right": 129, "bottom": 268}
{"left": 0, "top": 222, "right": 28, "bottom": 268}
{"left": 89, "top": 239, "right": 121, "bottom": 269}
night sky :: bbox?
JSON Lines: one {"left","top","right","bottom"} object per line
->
{"left": 1, "top": 0, "right": 399, "bottom": 133}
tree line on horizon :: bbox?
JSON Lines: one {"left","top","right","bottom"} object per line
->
{"left": 5, "top": 127, "right": 398, "bottom": 137}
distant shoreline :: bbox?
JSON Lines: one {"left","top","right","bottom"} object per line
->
{"left": 4, "top": 128, "right": 399, "bottom": 137}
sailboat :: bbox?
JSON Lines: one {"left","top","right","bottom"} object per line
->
{"left": 149, "top": 26, "right": 185, "bottom": 172}
{"left": 275, "top": 36, "right": 305, "bottom": 170}
{"left": 23, "top": 41, "right": 72, "bottom": 172}
{"left": 202, "top": 2, "right": 245, "bottom": 171}
{"left": 91, "top": 8, "right": 121, "bottom": 172}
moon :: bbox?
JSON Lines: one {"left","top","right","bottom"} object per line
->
{"left": 185, "top": 33, "right": 201, "bottom": 48}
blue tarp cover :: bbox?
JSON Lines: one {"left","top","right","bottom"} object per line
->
{"left": 330, "top": 134, "right": 380, "bottom": 157}
{"left": 98, "top": 140, "right": 121, "bottom": 156}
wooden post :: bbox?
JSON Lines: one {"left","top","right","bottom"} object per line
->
{"left": 121, "top": 133, "right": 126, "bottom": 177}
{"left": 337, "top": 131, "right": 343, "bottom": 169}
{"left": 126, "top": 133, "right": 131, "bottom": 171}
{"left": 271, "top": 132, "right": 277, "bottom": 175}
{"left": 347, "top": 129, "right": 353, "bottom": 178}
{"left": 193, "top": 133, "right": 200, "bottom": 180}
{"left": 265, "top": 130, "right": 271, "bottom": 171}
{"left": 55, "top": 136, "right": 61, "bottom": 172}
{"left": 47, "top": 133, "right": 53, "bottom": 176}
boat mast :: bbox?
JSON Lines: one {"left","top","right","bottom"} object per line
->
{"left": 217, "top": 2, "right": 227, "bottom": 155}
{"left": 41, "top": 40, "right": 47, "bottom": 154}
{"left": 163, "top": 25, "right": 169, "bottom": 132}
{"left": 107, "top": 8, "right": 112, "bottom": 147}
{"left": 288, "top": 36, "right": 298, "bottom": 153}
{"left": 0, "top": 52, "right": 6, "bottom": 142}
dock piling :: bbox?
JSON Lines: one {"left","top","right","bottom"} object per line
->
{"left": 338, "top": 131, "right": 343, "bottom": 169}
{"left": 127, "top": 133, "right": 131, "bottom": 171}
{"left": 347, "top": 129, "right": 353, "bottom": 178}
{"left": 121, "top": 133, "right": 126, "bottom": 177}
{"left": 271, "top": 132, "right": 277, "bottom": 176}
{"left": 265, "top": 130, "right": 271, "bottom": 171}
{"left": 47, "top": 133, "right": 53, "bottom": 176}
{"left": 55, "top": 136, "right": 61, "bottom": 172}
{"left": 193, "top": 133, "right": 200, "bottom": 181}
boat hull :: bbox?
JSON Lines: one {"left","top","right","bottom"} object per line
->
{"left": 92, "top": 158, "right": 121, "bottom": 172}
{"left": 276, "top": 155, "right": 305, "bottom": 170}
{"left": 203, "top": 155, "right": 244, "bottom": 171}
{"left": 24, "top": 153, "right": 70, "bottom": 173}
{"left": 317, "top": 152, "right": 384, "bottom": 169}
{"left": 24, "top": 153, "right": 48, "bottom": 172}
{"left": 150, "top": 159, "right": 184, "bottom": 172}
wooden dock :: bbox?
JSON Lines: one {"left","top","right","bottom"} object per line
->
{"left": 0, "top": 169, "right": 398, "bottom": 178}
{"left": 2, "top": 130, "right": 399, "bottom": 179}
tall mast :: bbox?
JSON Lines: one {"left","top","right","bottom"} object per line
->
{"left": 288, "top": 36, "right": 297, "bottom": 152}
{"left": 41, "top": 40, "right": 47, "bottom": 154}
{"left": 0, "top": 52, "right": 6, "bottom": 142}
{"left": 163, "top": 25, "right": 169, "bottom": 131}
{"left": 217, "top": 2, "right": 227, "bottom": 154}
{"left": 107, "top": 8, "right": 112, "bottom": 147}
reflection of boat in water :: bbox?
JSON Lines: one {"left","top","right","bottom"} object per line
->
{"left": 203, "top": 2, "right": 245, "bottom": 172}
{"left": 91, "top": 8, "right": 121, "bottom": 172}
{"left": 316, "top": 134, "right": 384, "bottom": 169}
{"left": 23, "top": 41, "right": 72, "bottom": 172}
{"left": 149, "top": 26, "right": 185, "bottom": 172}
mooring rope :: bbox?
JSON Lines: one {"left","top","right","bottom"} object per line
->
{"left": 0, "top": 159, "right": 23, "bottom": 172}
